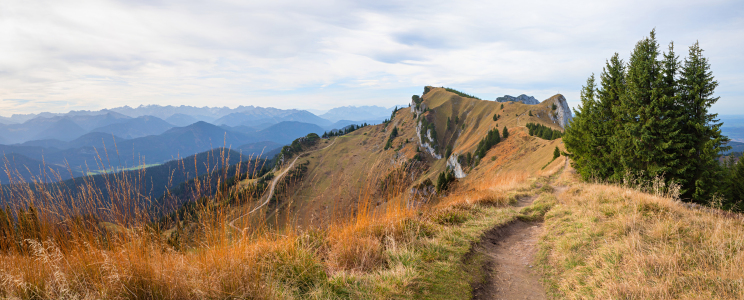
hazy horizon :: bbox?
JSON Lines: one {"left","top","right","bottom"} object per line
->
{"left": 2, "top": 0, "right": 743, "bottom": 116}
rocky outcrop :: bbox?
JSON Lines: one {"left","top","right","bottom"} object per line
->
{"left": 547, "top": 94, "right": 573, "bottom": 129}
{"left": 415, "top": 120, "right": 442, "bottom": 159}
{"left": 411, "top": 99, "right": 427, "bottom": 115}
{"left": 495, "top": 94, "right": 540, "bottom": 105}
{"left": 446, "top": 154, "right": 467, "bottom": 179}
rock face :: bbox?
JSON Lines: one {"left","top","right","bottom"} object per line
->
{"left": 415, "top": 120, "right": 442, "bottom": 159}
{"left": 548, "top": 94, "right": 573, "bottom": 129}
{"left": 495, "top": 94, "right": 540, "bottom": 105}
{"left": 446, "top": 154, "right": 467, "bottom": 179}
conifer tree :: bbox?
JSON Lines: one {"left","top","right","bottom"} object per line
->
{"left": 564, "top": 74, "right": 599, "bottom": 179}
{"left": 677, "top": 41, "right": 730, "bottom": 202}
{"left": 731, "top": 159, "right": 744, "bottom": 206}
{"left": 615, "top": 29, "right": 677, "bottom": 181}
{"left": 553, "top": 146, "right": 560, "bottom": 159}
{"left": 502, "top": 126, "right": 509, "bottom": 139}
{"left": 596, "top": 53, "right": 626, "bottom": 180}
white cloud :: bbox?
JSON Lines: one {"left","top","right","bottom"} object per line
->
{"left": 0, "top": 0, "right": 742, "bottom": 115}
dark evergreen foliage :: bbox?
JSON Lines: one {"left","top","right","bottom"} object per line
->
{"left": 730, "top": 159, "right": 744, "bottom": 208}
{"left": 322, "top": 123, "right": 369, "bottom": 139}
{"left": 526, "top": 123, "right": 562, "bottom": 140}
{"left": 436, "top": 168, "right": 456, "bottom": 193}
{"left": 384, "top": 126, "right": 399, "bottom": 150}
{"left": 564, "top": 30, "right": 732, "bottom": 207}
{"left": 443, "top": 87, "right": 481, "bottom": 100}
{"left": 474, "top": 128, "right": 501, "bottom": 161}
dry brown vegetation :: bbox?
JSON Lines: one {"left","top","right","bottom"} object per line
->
{"left": 539, "top": 166, "right": 744, "bottom": 299}
{"left": 0, "top": 164, "right": 538, "bottom": 299}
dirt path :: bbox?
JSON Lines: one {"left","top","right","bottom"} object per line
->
{"left": 473, "top": 176, "right": 567, "bottom": 299}
{"left": 228, "top": 138, "right": 338, "bottom": 232}
{"left": 473, "top": 219, "right": 546, "bottom": 300}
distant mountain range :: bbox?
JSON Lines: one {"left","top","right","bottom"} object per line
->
{"left": 320, "top": 105, "right": 395, "bottom": 122}
{"left": 0, "top": 104, "right": 393, "bottom": 144}
{"left": 0, "top": 104, "right": 397, "bottom": 184}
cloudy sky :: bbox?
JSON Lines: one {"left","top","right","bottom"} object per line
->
{"left": 1, "top": 0, "right": 742, "bottom": 116}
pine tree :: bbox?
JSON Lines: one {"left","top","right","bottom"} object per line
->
{"left": 677, "top": 41, "right": 730, "bottom": 203}
{"left": 564, "top": 74, "right": 599, "bottom": 179}
{"left": 502, "top": 126, "right": 509, "bottom": 139}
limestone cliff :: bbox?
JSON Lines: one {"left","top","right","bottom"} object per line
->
{"left": 546, "top": 94, "right": 573, "bottom": 129}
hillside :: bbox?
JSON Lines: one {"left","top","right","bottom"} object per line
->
{"left": 229, "top": 87, "right": 570, "bottom": 228}
{"left": 1, "top": 87, "right": 741, "bottom": 299}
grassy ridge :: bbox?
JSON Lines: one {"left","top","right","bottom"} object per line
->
{"left": 538, "top": 167, "right": 744, "bottom": 299}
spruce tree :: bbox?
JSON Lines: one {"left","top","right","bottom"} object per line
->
{"left": 615, "top": 29, "right": 677, "bottom": 182}
{"left": 597, "top": 53, "right": 626, "bottom": 180}
{"left": 502, "top": 126, "right": 509, "bottom": 139}
{"left": 677, "top": 41, "right": 730, "bottom": 203}
{"left": 564, "top": 74, "right": 599, "bottom": 179}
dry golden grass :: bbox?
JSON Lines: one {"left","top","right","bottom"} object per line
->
{"left": 539, "top": 181, "right": 744, "bottom": 299}
{"left": 0, "top": 149, "right": 539, "bottom": 299}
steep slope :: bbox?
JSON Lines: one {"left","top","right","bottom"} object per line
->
{"left": 242, "top": 87, "right": 568, "bottom": 227}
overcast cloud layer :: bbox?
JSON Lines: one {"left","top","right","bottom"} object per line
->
{"left": 1, "top": 0, "right": 742, "bottom": 116}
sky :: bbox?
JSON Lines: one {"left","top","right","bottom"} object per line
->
{"left": 1, "top": 0, "right": 743, "bottom": 117}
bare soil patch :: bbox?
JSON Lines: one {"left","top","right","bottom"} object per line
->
{"left": 472, "top": 191, "right": 547, "bottom": 300}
